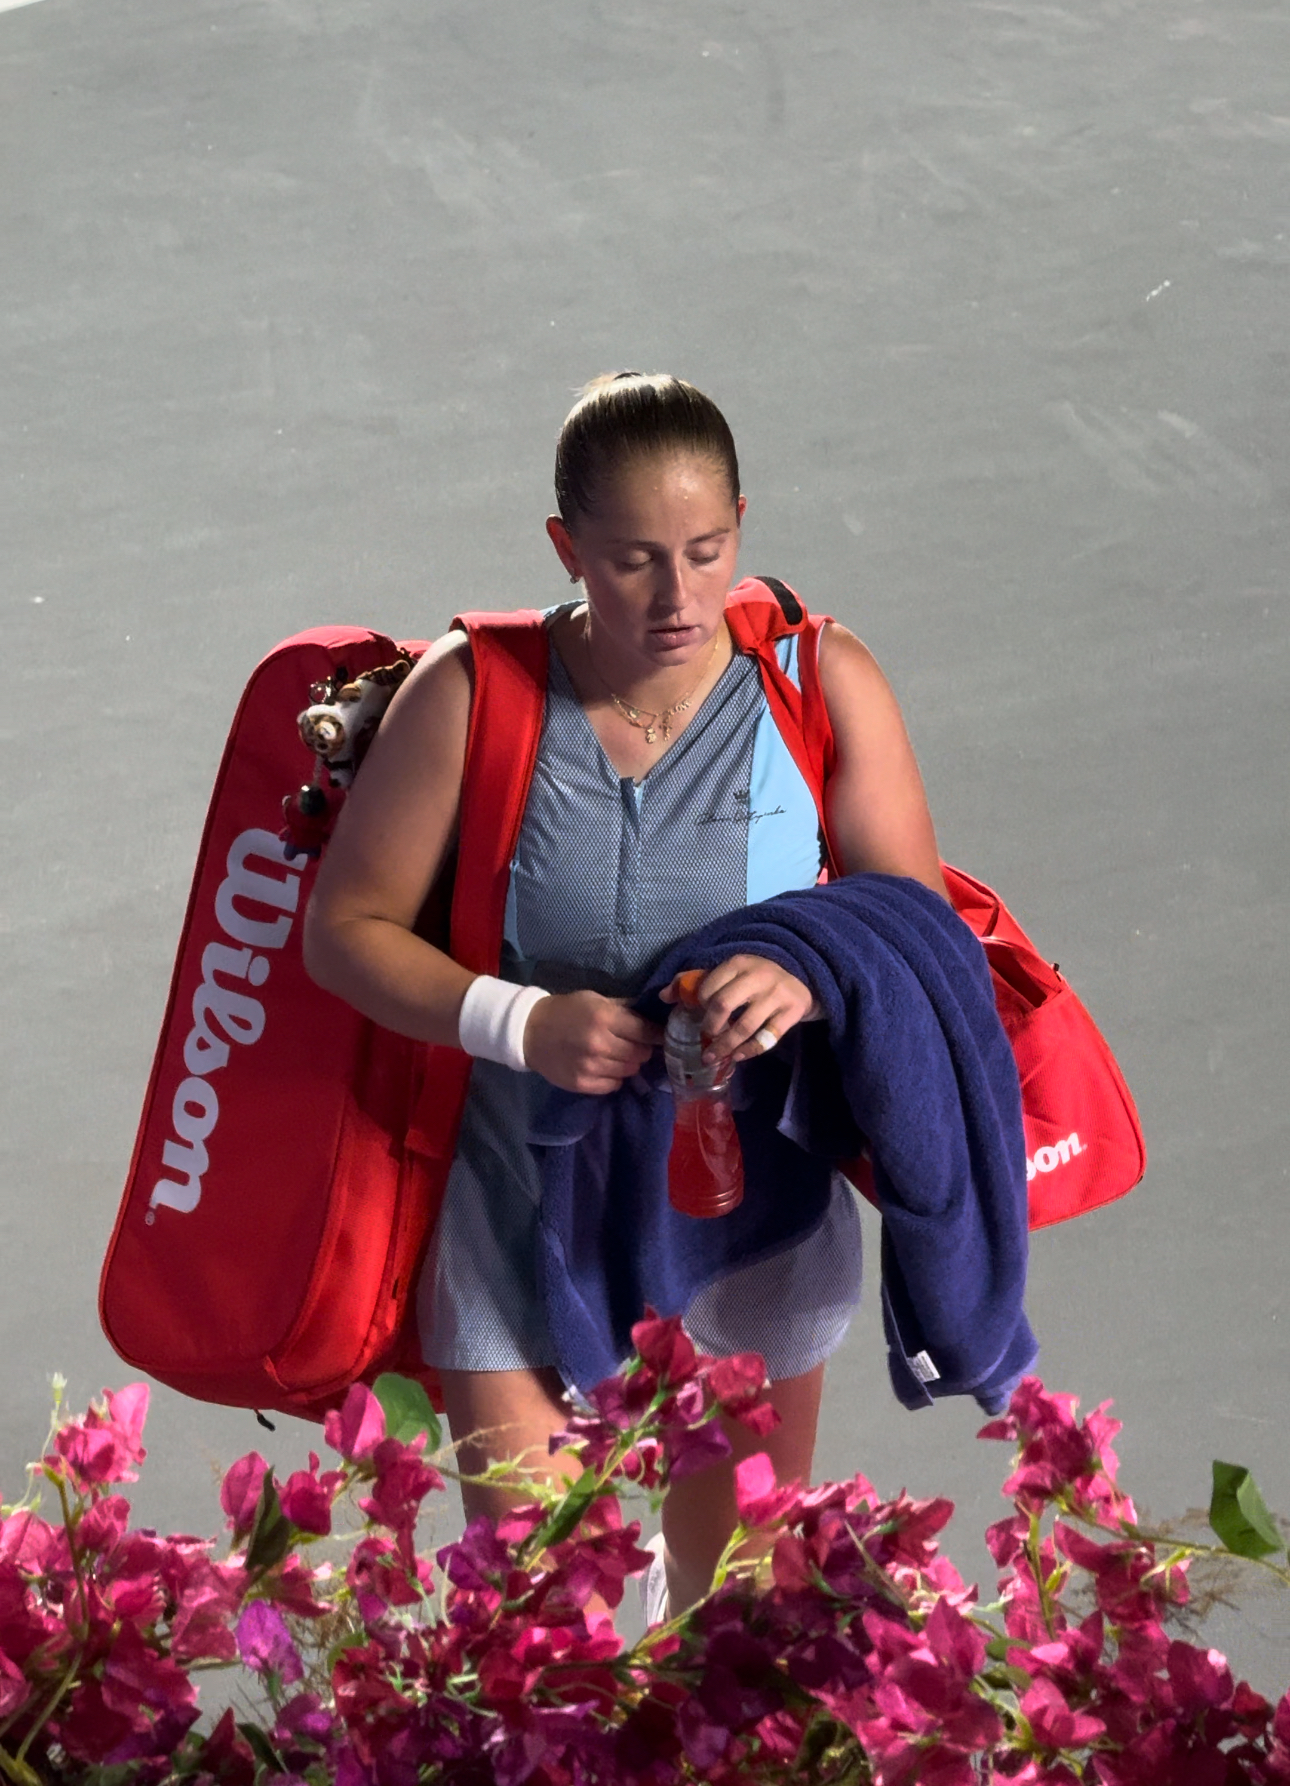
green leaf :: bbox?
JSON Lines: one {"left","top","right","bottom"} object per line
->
{"left": 246, "top": 1472, "right": 293, "bottom": 1572}
{"left": 373, "top": 1373, "right": 442, "bottom": 1450}
{"left": 237, "top": 1722, "right": 286, "bottom": 1773}
{"left": 528, "top": 1469, "right": 600, "bottom": 1554}
{"left": 1210, "top": 1460, "right": 1284, "bottom": 1559}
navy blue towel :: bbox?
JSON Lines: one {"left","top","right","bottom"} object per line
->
{"left": 530, "top": 875, "right": 1036, "bottom": 1413}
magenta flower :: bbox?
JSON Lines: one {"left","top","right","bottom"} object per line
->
{"left": 664, "top": 1416, "right": 733, "bottom": 1481}
{"left": 347, "top": 1532, "right": 430, "bottom": 1621}
{"left": 630, "top": 1308, "right": 699, "bottom": 1385}
{"left": 734, "top": 1451, "right": 805, "bottom": 1530}
{"left": 0, "top": 1649, "right": 30, "bottom": 1719}
{"left": 1020, "top": 1674, "right": 1107, "bottom": 1749}
{"left": 323, "top": 1382, "right": 387, "bottom": 1462}
{"left": 357, "top": 1436, "right": 445, "bottom": 1538}
{"left": 219, "top": 1450, "right": 269, "bottom": 1537}
{"left": 47, "top": 1384, "right": 149, "bottom": 1494}
{"left": 705, "top": 1351, "right": 782, "bottom": 1437}
{"left": 236, "top": 1599, "right": 304, "bottom": 1683}
{"left": 982, "top": 1377, "right": 1137, "bottom": 1528}
{"left": 280, "top": 1451, "right": 346, "bottom": 1536}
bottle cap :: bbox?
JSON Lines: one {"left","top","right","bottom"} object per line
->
{"left": 675, "top": 969, "right": 706, "bottom": 1009}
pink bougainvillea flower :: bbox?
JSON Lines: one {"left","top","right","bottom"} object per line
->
{"left": 47, "top": 1384, "right": 150, "bottom": 1494}
{"left": 1055, "top": 1522, "right": 1188, "bottom": 1626}
{"left": 616, "top": 1436, "right": 666, "bottom": 1489}
{"left": 193, "top": 1706, "right": 258, "bottom": 1784}
{"left": 357, "top": 1436, "right": 445, "bottom": 1538}
{"left": 547, "top": 1408, "right": 621, "bottom": 1472}
{"left": 169, "top": 1579, "right": 240, "bottom": 1664}
{"left": 279, "top": 1451, "right": 346, "bottom": 1537}
{"left": 100, "top": 1619, "right": 198, "bottom": 1723}
{"left": 664, "top": 1416, "right": 732, "bottom": 1482}
{"left": 0, "top": 1507, "right": 58, "bottom": 1573}
{"left": 543, "top": 1495, "right": 654, "bottom": 1612}
{"left": 734, "top": 1452, "right": 804, "bottom": 1530}
{"left": 273, "top": 1689, "right": 335, "bottom": 1748}
{"left": 220, "top": 1451, "right": 270, "bottom": 1537}
{"left": 0, "top": 1649, "right": 30, "bottom": 1720}
{"left": 347, "top": 1533, "right": 430, "bottom": 1621}
{"left": 705, "top": 1352, "right": 782, "bottom": 1437}
{"left": 323, "top": 1381, "right": 386, "bottom": 1462}
{"left": 587, "top": 1365, "right": 658, "bottom": 1428}
{"left": 630, "top": 1308, "right": 699, "bottom": 1386}
{"left": 236, "top": 1599, "right": 304, "bottom": 1683}
{"left": 437, "top": 1517, "right": 514, "bottom": 1595}
{"left": 1165, "top": 1639, "right": 1233, "bottom": 1716}
{"left": 982, "top": 1377, "right": 1137, "bottom": 1528}
{"left": 259, "top": 1554, "right": 333, "bottom": 1620}
{"left": 1020, "top": 1674, "right": 1107, "bottom": 1750}
{"left": 1027, "top": 1611, "right": 1105, "bottom": 1687}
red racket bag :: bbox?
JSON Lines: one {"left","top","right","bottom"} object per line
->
{"left": 98, "top": 619, "right": 546, "bottom": 1419}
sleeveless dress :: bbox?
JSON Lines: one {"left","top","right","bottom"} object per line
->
{"left": 416, "top": 614, "right": 864, "bottom": 1381}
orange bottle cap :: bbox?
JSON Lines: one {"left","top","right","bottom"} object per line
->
{"left": 675, "top": 969, "right": 706, "bottom": 1008}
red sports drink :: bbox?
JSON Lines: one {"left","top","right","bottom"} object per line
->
{"left": 663, "top": 970, "right": 745, "bottom": 1218}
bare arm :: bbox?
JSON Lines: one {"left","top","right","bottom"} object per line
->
{"left": 817, "top": 620, "right": 946, "bottom": 894}
{"left": 303, "top": 629, "right": 662, "bottom": 1090}
{"left": 302, "top": 630, "right": 476, "bottom": 1043}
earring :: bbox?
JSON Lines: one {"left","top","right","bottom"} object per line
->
{"left": 569, "top": 572, "right": 580, "bottom": 584}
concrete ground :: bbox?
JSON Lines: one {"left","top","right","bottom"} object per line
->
{"left": 3, "top": 0, "right": 1288, "bottom": 1694}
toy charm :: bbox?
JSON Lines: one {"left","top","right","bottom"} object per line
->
{"left": 280, "top": 653, "right": 416, "bottom": 860}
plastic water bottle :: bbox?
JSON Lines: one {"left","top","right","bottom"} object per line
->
{"left": 664, "top": 971, "right": 745, "bottom": 1218}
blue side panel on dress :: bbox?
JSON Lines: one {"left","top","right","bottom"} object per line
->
{"left": 746, "top": 636, "right": 824, "bottom": 906}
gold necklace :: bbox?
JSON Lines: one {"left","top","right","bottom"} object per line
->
{"left": 583, "top": 622, "right": 721, "bottom": 747}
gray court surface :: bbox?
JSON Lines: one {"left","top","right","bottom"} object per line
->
{"left": 4, "top": 0, "right": 1288, "bottom": 1692}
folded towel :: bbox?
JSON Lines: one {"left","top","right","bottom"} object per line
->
{"left": 531, "top": 874, "right": 1035, "bottom": 1413}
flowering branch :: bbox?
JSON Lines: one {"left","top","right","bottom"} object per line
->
{"left": 0, "top": 1341, "right": 1286, "bottom": 1783}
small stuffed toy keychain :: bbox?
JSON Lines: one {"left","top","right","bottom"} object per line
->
{"left": 281, "top": 654, "right": 415, "bottom": 860}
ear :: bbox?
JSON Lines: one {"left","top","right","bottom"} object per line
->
{"left": 736, "top": 494, "right": 747, "bottom": 525}
{"left": 546, "top": 514, "right": 581, "bottom": 580}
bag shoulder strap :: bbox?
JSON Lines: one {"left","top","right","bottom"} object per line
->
{"left": 448, "top": 609, "right": 549, "bottom": 973}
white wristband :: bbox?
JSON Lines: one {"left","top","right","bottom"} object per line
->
{"left": 456, "top": 976, "right": 550, "bottom": 1072}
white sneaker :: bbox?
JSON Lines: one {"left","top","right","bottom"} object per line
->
{"left": 638, "top": 1531, "right": 670, "bottom": 1626}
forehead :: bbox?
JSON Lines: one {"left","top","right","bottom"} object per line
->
{"left": 589, "top": 450, "right": 735, "bottom": 525}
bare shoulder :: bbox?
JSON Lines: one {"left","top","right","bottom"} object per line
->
{"left": 363, "top": 627, "right": 473, "bottom": 769}
{"left": 389, "top": 626, "right": 474, "bottom": 717}
{"left": 815, "top": 619, "right": 907, "bottom": 738}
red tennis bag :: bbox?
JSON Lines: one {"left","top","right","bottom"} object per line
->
{"left": 100, "top": 586, "right": 1145, "bottom": 1420}
{"left": 99, "top": 620, "right": 547, "bottom": 1420}
{"left": 833, "top": 865, "right": 1148, "bottom": 1230}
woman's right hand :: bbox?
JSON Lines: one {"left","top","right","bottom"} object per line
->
{"left": 523, "top": 992, "right": 663, "bottom": 1095}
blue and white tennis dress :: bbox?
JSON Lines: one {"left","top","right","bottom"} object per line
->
{"left": 417, "top": 611, "right": 863, "bottom": 1381}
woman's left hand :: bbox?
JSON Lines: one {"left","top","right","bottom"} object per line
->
{"left": 659, "top": 955, "right": 817, "bottom": 1066}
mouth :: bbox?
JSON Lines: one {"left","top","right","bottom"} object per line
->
{"left": 648, "top": 622, "right": 702, "bottom": 648}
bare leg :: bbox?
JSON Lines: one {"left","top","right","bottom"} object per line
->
{"left": 439, "top": 1360, "right": 826, "bottom": 1625}
{"left": 660, "top": 1361, "right": 825, "bottom": 1614}
{"left": 438, "top": 1364, "right": 584, "bottom": 1526}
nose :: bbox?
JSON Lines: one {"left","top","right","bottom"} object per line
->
{"left": 650, "top": 554, "right": 689, "bottom": 610}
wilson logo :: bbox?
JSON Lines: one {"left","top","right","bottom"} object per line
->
{"left": 148, "top": 830, "right": 303, "bottom": 1218}
{"left": 1026, "top": 1132, "right": 1085, "bottom": 1183}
